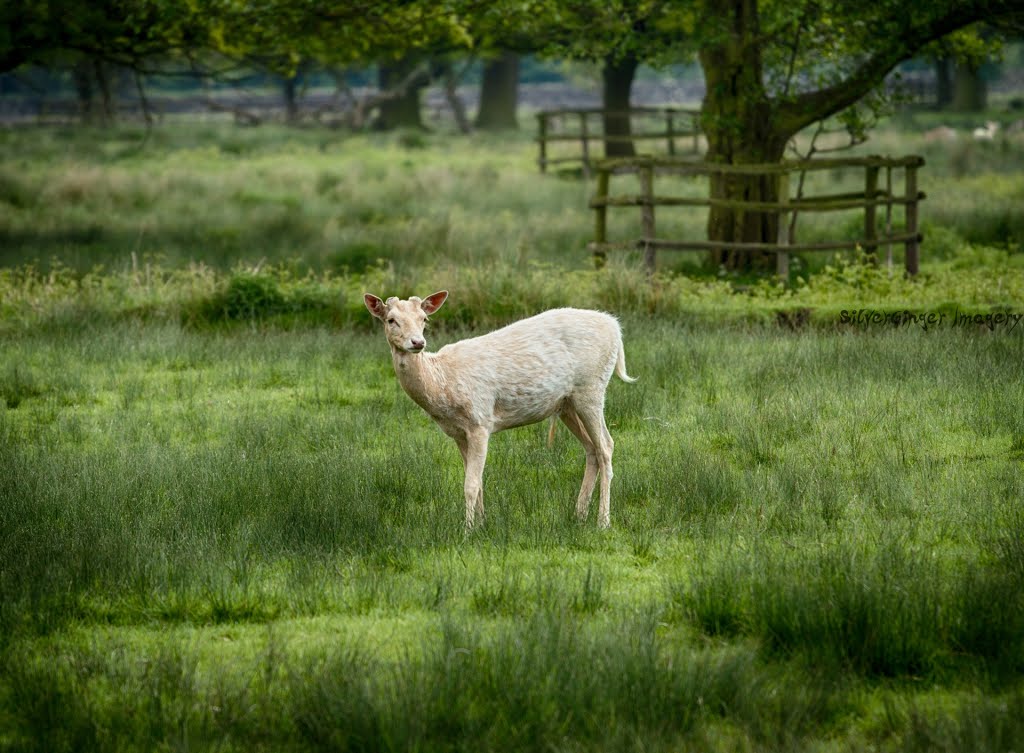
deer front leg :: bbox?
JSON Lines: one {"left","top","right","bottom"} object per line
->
{"left": 458, "top": 428, "right": 489, "bottom": 531}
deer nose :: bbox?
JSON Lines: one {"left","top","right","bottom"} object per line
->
{"left": 410, "top": 337, "right": 426, "bottom": 351}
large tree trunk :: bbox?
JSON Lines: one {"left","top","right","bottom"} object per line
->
{"left": 698, "top": 2, "right": 788, "bottom": 272}
{"left": 375, "top": 59, "right": 428, "bottom": 130}
{"left": 952, "top": 62, "right": 987, "bottom": 111}
{"left": 475, "top": 52, "right": 519, "bottom": 130}
{"left": 601, "top": 53, "right": 638, "bottom": 158}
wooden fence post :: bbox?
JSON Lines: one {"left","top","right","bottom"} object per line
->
{"left": 579, "top": 112, "right": 591, "bottom": 179}
{"left": 593, "top": 167, "right": 610, "bottom": 269}
{"left": 885, "top": 166, "right": 894, "bottom": 271}
{"left": 864, "top": 163, "right": 879, "bottom": 263}
{"left": 666, "top": 111, "right": 676, "bottom": 157}
{"left": 905, "top": 164, "right": 919, "bottom": 276}
{"left": 776, "top": 171, "right": 791, "bottom": 280}
{"left": 537, "top": 113, "right": 548, "bottom": 173}
{"left": 640, "top": 162, "right": 656, "bottom": 273}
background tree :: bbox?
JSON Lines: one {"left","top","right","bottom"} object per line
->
{"left": 1, "top": 0, "right": 209, "bottom": 125}
{"left": 475, "top": 51, "right": 520, "bottom": 130}
{"left": 921, "top": 28, "right": 1004, "bottom": 112}
{"left": 464, "top": 3, "right": 550, "bottom": 132}
{"left": 529, "top": 0, "right": 695, "bottom": 157}
{"left": 374, "top": 57, "right": 431, "bottom": 129}
{"left": 172, "top": 0, "right": 474, "bottom": 128}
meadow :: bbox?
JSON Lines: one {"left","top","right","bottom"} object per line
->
{"left": 1, "top": 115, "right": 1024, "bottom": 752}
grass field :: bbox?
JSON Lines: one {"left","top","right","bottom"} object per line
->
{"left": 1, "top": 116, "right": 1023, "bottom": 752}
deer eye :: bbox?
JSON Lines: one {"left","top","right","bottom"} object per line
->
{"left": 387, "top": 318, "right": 396, "bottom": 325}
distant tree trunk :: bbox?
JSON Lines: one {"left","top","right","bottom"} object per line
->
{"left": 95, "top": 59, "right": 114, "bottom": 122}
{"left": 601, "top": 53, "right": 638, "bottom": 158}
{"left": 74, "top": 58, "right": 115, "bottom": 125}
{"left": 952, "top": 62, "right": 987, "bottom": 111}
{"left": 73, "top": 60, "right": 95, "bottom": 122}
{"left": 440, "top": 60, "right": 472, "bottom": 134}
{"left": 283, "top": 74, "right": 300, "bottom": 123}
{"left": 935, "top": 57, "right": 953, "bottom": 108}
{"left": 375, "top": 58, "right": 428, "bottom": 130}
{"left": 134, "top": 70, "right": 154, "bottom": 125}
{"left": 475, "top": 52, "right": 519, "bottom": 130}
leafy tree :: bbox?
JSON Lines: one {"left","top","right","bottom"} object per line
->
{"left": 475, "top": 51, "right": 520, "bottom": 130}
{"left": 1, "top": 0, "right": 207, "bottom": 74}
{"left": 1, "top": 0, "right": 213, "bottom": 123}
{"left": 2, "top": 1, "right": 473, "bottom": 126}
{"left": 920, "top": 29, "right": 999, "bottom": 110}
{"left": 530, "top": 0, "right": 693, "bottom": 155}
{"left": 690, "top": 0, "right": 1024, "bottom": 269}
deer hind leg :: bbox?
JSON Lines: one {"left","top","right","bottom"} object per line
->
{"left": 559, "top": 405, "right": 599, "bottom": 522}
{"left": 571, "top": 395, "right": 614, "bottom": 528}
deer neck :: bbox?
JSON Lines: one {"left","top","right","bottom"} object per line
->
{"left": 391, "top": 348, "right": 445, "bottom": 415}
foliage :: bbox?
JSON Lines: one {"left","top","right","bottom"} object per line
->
{"left": 196, "top": 0, "right": 475, "bottom": 72}
{"left": 1, "top": 0, "right": 475, "bottom": 81}
{"left": 0, "top": 0, "right": 209, "bottom": 73}
{"left": 521, "top": 0, "right": 696, "bottom": 65}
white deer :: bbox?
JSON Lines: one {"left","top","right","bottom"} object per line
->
{"left": 973, "top": 121, "right": 999, "bottom": 140}
{"left": 364, "top": 291, "right": 636, "bottom": 530}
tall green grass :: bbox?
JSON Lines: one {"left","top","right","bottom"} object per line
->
{"left": 1, "top": 121, "right": 1022, "bottom": 277}
{"left": 2, "top": 320, "right": 1021, "bottom": 636}
{"left": 2, "top": 610, "right": 848, "bottom": 753}
{"left": 2, "top": 121, "right": 1024, "bottom": 752}
{"left": 673, "top": 529, "right": 1024, "bottom": 679}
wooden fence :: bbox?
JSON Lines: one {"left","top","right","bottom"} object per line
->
{"left": 536, "top": 108, "right": 700, "bottom": 176}
{"left": 589, "top": 155, "right": 925, "bottom": 276}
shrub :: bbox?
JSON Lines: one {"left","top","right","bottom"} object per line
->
{"left": 186, "top": 270, "right": 335, "bottom": 326}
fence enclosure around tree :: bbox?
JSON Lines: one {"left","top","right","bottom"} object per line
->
{"left": 535, "top": 107, "right": 701, "bottom": 175}
{"left": 587, "top": 154, "right": 925, "bottom": 277}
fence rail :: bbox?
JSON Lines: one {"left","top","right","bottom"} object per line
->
{"left": 536, "top": 108, "right": 701, "bottom": 175}
{"left": 589, "top": 155, "right": 925, "bottom": 276}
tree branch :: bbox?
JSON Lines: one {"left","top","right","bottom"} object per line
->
{"left": 776, "top": 1, "right": 1022, "bottom": 135}
{"left": 780, "top": 7, "right": 810, "bottom": 99}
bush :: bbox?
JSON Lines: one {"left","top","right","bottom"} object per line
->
{"left": 212, "top": 273, "right": 289, "bottom": 320}
{"left": 186, "top": 270, "right": 337, "bottom": 326}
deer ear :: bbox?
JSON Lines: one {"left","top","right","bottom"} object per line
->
{"left": 364, "top": 294, "right": 387, "bottom": 320}
{"left": 420, "top": 290, "right": 448, "bottom": 315}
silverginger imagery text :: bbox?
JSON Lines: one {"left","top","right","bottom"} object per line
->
{"left": 840, "top": 309, "right": 1023, "bottom": 331}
